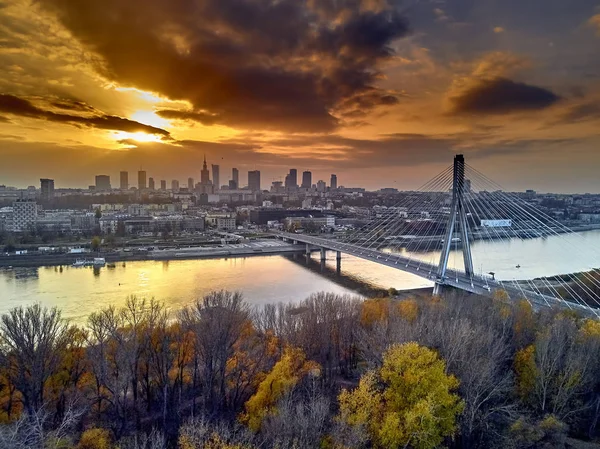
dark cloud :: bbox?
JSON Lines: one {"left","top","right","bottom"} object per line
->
{"left": 0, "top": 115, "right": 9, "bottom": 123}
{"left": 39, "top": 0, "right": 409, "bottom": 133}
{"left": 156, "top": 110, "right": 222, "bottom": 126}
{"left": 449, "top": 77, "right": 561, "bottom": 115}
{"left": 0, "top": 94, "right": 170, "bottom": 137}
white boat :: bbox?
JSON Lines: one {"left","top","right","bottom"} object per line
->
{"left": 93, "top": 258, "right": 106, "bottom": 266}
{"left": 72, "top": 259, "right": 87, "bottom": 267}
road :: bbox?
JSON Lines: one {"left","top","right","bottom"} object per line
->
{"left": 272, "top": 231, "right": 596, "bottom": 315}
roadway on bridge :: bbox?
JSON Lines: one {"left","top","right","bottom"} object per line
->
{"left": 272, "top": 231, "right": 595, "bottom": 315}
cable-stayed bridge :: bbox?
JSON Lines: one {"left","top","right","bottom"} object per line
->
{"left": 273, "top": 155, "right": 600, "bottom": 317}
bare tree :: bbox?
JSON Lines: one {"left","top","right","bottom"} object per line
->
{"left": 0, "top": 305, "right": 70, "bottom": 416}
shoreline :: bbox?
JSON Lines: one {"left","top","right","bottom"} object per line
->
{"left": 0, "top": 244, "right": 311, "bottom": 268}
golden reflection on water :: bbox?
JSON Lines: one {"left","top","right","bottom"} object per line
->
{"left": 0, "top": 256, "right": 374, "bottom": 324}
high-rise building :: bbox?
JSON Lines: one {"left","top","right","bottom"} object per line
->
{"left": 171, "top": 180, "right": 179, "bottom": 191}
{"left": 188, "top": 177, "right": 194, "bottom": 190}
{"left": 201, "top": 155, "right": 210, "bottom": 184}
{"left": 11, "top": 199, "right": 37, "bottom": 232}
{"left": 160, "top": 180, "right": 167, "bottom": 190}
{"left": 138, "top": 170, "right": 147, "bottom": 190}
{"left": 248, "top": 170, "right": 261, "bottom": 192}
{"left": 330, "top": 174, "right": 337, "bottom": 190}
{"left": 40, "top": 178, "right": 54, "bottom": 201}
{"left": 212, "top": 164, "right": 220, "bottom": 191}
{"left": 232, "top": 168, "right": 239, "bottom": 189}
{"left": 95, "top": 175, "right": 111, "bottom": 190}
{"left": 301, "top": 171, "right": 312, "bottom": 189}
{"left": 316, "top": 180, "right": 326, "bottom": 193}
{"left": 120, "top": 171, "right": 129, "bottom": 190}
{"left": 148, "top": 177, "right": 155, "bottom": 190}
{"left": 285, "top": 169, "right": 298, "bottom": 190}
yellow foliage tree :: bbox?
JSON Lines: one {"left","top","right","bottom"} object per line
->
{"left": 514, "top": 345, "right": 537, "bottom": 402}
{"left": 338, "top": 342, "right": 464, "bottom": 449}
{"left": 179, "top": 432, "right": 254, "bottom": 449}
{"left": 396, "top": 299, "right": 418, "bottom": 323}
{"left": 360, "top": 299, "right": 390, "bottom": 328}
{"left": 241, "top": 346, "right": 319, "bottom": 432}
{"left": 580, "top": 318, "right": 600, "bottom": 339}
{"left": 77, "top": 428, "right": 113, "bottom": 449}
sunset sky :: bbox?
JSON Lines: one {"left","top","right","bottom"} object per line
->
{"left": 0, "top": 0, "right": 599, "bottom": 192}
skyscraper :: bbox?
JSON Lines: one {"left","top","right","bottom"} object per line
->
{"left": 316, "top": 180, "right": 326, "bottom": 193}
{"left": 171, "top": 180, "right": 179, "bottom": 191}
{"left": 232, "top": 168, "right": 239, "bottom": 189}
{"left": 188, "top": 177, "right": 194, "bottom": 190}
{"left": 120, "top": 171, "right": 129, "bottom": 190}
{"left": 330, "top": 174, "right": 337, "bottom": 190}
{"left": 201, "top": 155, "right": 210, "bottom": 184}
{"left": 212, "top": 164, "right": 220, "bottom": 191}
{"left": 40, "top": 178, "right": 54, "bottom": 201}
{"left": 138, "top": 170, "right": 147, "bottom": 190}
{"left": 160, "top": 180, "right": 167, "bottom": 190}
{"left": 285, "top": 169, "right": 298, "bottom": 190}
{"left": 95, "top": 175, "right": 111, "bottom": 190}
{"left": 301, "top": 171, "right": 312, "bottom": 189}
{"left": 148, "top": 177, "right": 155, "bottom": 190}
{"left": 248, "top": 170, "right": 261, "bottom": 192}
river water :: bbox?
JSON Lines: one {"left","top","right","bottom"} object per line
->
{"left": 1, "top": 230, "right": 599, "bottom": 323}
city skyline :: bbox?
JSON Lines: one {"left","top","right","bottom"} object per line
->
{"left": 0, "top": 1, "right": 599, "bottom": 192}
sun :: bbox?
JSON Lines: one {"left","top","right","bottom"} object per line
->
{"left": 131, "top": 110, "right": 171, "bottom": 129}
{"left": 111, "top": 131, "right": 165, "bottom": 144}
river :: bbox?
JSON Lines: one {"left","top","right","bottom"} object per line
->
{"left": 1, "top": 230, "right": 599, "bottom": 323}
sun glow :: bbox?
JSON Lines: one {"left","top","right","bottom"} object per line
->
{"left": 111, "top": 131, "right": 165, "bottom": 144}
{"left": 131, "top": 110, "right": 171, "bottom": 129}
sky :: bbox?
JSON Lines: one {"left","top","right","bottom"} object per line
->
{"left": 0, "top": 0, "right": 599, "bottom": 193}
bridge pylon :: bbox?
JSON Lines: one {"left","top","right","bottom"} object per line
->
{"left": 433, "top": 154, "right": 474, "bottom": 295}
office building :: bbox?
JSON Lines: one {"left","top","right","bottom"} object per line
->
{"left": 330, "top": 174, "right": 337, "bottom": 190}
{"left": 232, "top": 168, "right": 239, "bottom": 189}
{"left": 317, "top": 180, "right": 326, "bottom": 193}
{"left": 212, "top": 164, "right": 220, "bottom": 191}
{"left": 120, "top": 171, "right": 129, "bottom": 190}
{"left": 40, "top": 178, "right": 55, "bottom": 201}
{"left": 138, "top": 170, "right": 147, "bottom": 190}
{"left": 171, "top": 180, "right": 179, "bottom": 191}
{"left": 301, "top": 171, "right": 312, "bottom": 189}
{"left": 148, "top": 177, "right": 155, "bottom": 190}
{"left": 188, "top": 177, "right": 194, "bottom": 190}
{"left": 12, "top": 199, "right": 37, "bottom": 232}
{"left": 95, "top": 175, "right": 111, "bottom": 190}
{"left": 160, "top": 180, "right": 167, "bottom": 190}
{"left": 248, "top": 170, "right": 261, "bottom": 192}
{"left": 285, "top": 169, "right": 298, "bottom": 190}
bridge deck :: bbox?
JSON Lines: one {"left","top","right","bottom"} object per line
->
{"left": 272, "top": 231, "right": 595, "bottom": 315}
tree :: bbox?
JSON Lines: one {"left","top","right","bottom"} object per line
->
{"left": 338, "top": 342, "right": 464, "bottom": 449}
{"left": 91, "top": 236, "right": 101, "bottom": 252}
{"left": 241, "top": 346, "right": 319, "bottom": 432}
{"left": 94, "top": 208, "right": 102, "bottom": 220}
{"left": 0, "top": 305, "right": 70, "bottom": 416}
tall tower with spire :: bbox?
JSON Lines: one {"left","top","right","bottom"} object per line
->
{"left": 201, "top": 154, "right": 210, "bottom": 185}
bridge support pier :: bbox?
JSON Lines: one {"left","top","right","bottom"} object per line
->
{"left": 320, "top": 247, "right": 327, "bottom": 262}
{"left": 305, "top": 243, "right": 310, "bottom": 255}
{"left": 336, "top": 251, "right": 342, "bottom": 274}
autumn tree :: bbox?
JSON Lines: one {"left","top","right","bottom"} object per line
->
{"left": 338, "top": 342, "right": 464, "bottom": 449}
{"left": 0, "top": 305, "right": 71, "bottom": 416}
{"left": 241, "top": 346, "right": 319, "bottom": 432}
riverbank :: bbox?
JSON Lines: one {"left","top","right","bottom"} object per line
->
{"left": 0, "top": 241, "right": 309, "bottom": 267}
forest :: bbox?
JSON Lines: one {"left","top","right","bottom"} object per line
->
{"left": 1, "top": 289, "right": 600, "bottom": 449}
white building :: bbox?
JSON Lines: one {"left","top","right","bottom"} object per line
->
{"left": 216, "top": 217, "right": 237, "bottom": 230}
